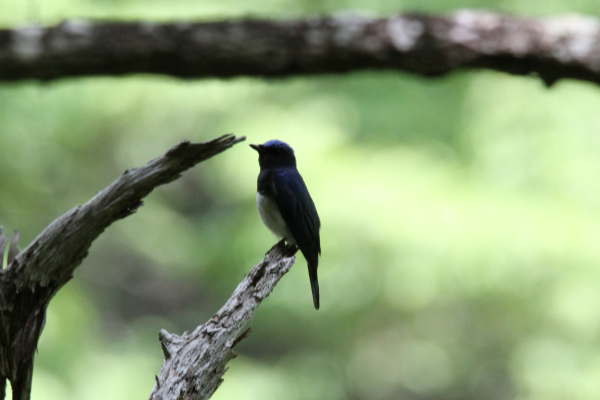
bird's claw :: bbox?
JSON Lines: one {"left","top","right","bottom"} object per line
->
{"left": 266, "top": 239, "right": 298, "bottom": 257}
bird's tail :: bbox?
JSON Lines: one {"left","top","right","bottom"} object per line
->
{"left": 308, "top": 263, "right": 320, "bottom": 310}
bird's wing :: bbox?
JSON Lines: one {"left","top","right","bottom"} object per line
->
{"left": 271, "top": 169, "right": 321, "bottom": 263}
{"left": 272, "top": 168, "right": 321, "bottom": 309}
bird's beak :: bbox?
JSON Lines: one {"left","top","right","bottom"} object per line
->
{"left": 249, "top": 144, "right": 262, "bottom": 152}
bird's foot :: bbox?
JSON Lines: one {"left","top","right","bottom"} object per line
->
{"left": 288, "top": 244, "right": 299, "bottom": 256}
{"left": 266, "top": 239, "right": 284, "bottom": 255}
{"left": 280, "top": 239, "right": 299, "bottom": 257}
{"left": 266, "top": 239, "right": 299, "bottom": 257}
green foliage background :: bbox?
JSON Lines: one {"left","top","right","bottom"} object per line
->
{"left": 3, "top": 0, "right": 600, "bottom": 399}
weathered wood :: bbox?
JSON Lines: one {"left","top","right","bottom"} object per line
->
{"left": 0, "top": 134, "right": 245, "bottom": 400}
{"left": 1, "top": 12, "right": 600, "bottom": 86}
{"left": 150, "top": 240, "right": 297, "bottom": 400}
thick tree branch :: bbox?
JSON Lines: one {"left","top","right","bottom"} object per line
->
{"left": 150, "top": 240, "right": 297, "bottom": 400}
{"left": 0, "top": 134, "right": 245, "bottom": 400}
{"left": 1, "top": 11, "right": 600, "bottom": 86}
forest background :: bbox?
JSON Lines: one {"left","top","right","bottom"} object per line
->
{"left": 2, "top": 0, "right": 600, "bottom": 399}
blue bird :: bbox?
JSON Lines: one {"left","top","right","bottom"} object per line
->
{"left": 250, "top": 140, "right": 321, "bottom": 309}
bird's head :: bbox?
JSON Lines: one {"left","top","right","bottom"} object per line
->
{"left": 250, "top": 140, "right": 297, "bottom": 169}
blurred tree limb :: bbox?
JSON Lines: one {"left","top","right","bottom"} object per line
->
{"left": 150, "top": 240, "right": 297, "bottom": 400}
{"left": 2, "top": 11, "right": 600, "bottom": 86}
{"left": 0, "top": 134, "right": 245, "bottom": 400}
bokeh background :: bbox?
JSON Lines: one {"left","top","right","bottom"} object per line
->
{"left": 3, "top": 0, "right": 600, "bottom": 399}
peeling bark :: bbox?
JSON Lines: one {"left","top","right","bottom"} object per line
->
{"left": 0, "top": 134, "right": 245, "bottom": 400}
{"left": 1, "top": 11, "right": 600, "bottom": 85}
{"left": 150, "top": 240, "right": 297, "bottom": 400}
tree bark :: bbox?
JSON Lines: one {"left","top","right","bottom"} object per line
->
{"left": 1, "top": 11, "right": 600, "bottom": 86}
{"left": 150, "top": 240, "right": 297, "bottom": 400}
{"left": 0, "top": 134, "right": 245, "bottom": 400}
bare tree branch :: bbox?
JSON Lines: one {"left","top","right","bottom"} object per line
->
{"left": 0, "top": 134, "right": 245, "bottom": 400}
{"left": 2, "top": 11, "right": 600, "bottom": 86}
{"left": 150, "top": 240, "right": 297, "bottom": 400}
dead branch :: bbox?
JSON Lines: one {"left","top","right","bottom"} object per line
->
{"left": 0, "top": 134, "right": 245, "bottom": 400}
{"left": 149, "top": 240, "right": 297, "bottom": 400}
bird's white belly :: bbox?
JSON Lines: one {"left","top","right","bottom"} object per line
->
{"left": 256, "top": 192, "right": 296, "bottom": 245}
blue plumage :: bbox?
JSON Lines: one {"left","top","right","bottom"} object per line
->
{"left": 250, "top": 140, "right": 321, "bottom": 309}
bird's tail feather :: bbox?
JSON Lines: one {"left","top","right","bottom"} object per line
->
{"left": 308, "top": 264, "right": 319, "bottom": 310}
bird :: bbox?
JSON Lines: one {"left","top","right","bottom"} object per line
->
{"left": 250, "top": 140, "right": 321, "bottom": 309}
